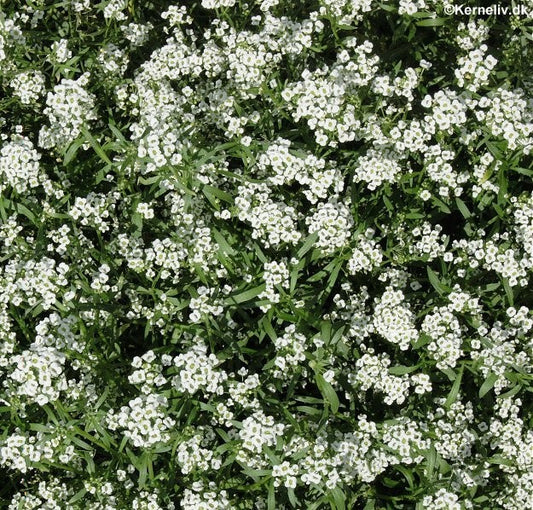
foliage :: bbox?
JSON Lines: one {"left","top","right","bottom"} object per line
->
{"left": 0, "top": 0, "right": 532, "bottom": 509}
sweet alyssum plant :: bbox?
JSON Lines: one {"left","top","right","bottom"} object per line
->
{"left": 0, "top": 0, "right": 532, "bottom": 508}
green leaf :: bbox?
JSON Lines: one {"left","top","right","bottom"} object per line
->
{"left": 287, "top": 488, "right": 299, "bottom": 507}
{"left": 499, "top": 384, "right": 522, "bottom": 399}
{"left": 432, "top": 196, "right": 451, "bottom": 213}
{"left": 363, "top": 500, "right": 376, "bottom": 510}
{"left": 329, "top": 487, "right": 346, "bottom": 510}
{"left": 412, "top": 333, "right": 432, "bottom": 349}
{"left": 213, "top": 227, "right": 235, "bottom": 256}
{"left": 510, "top": 166, "right": 533, "bottom": 177}
{"left": 16, "top": 203, "right": 36, "bottom": 223}
{"left": 267, "top": 480, "right": 276, "bottom": 510}
{"left": 63, "top": 137, "right": 86, "bottom": 165}
{"left": 322, "top": 260, "right": 343, "bottom": 298}
{"left": 225, "top": 284, "right": 265, "bottom": 305}
{"left": 425, "top": 446, "right": 437, "bottom": 480}
{"left": 296, "top": 232, "right": 319, "bottom": 259}
{"left": 388, "top": 365, "right": 418, "bottom": 375}
{"left": 427, "top": 266, "right": 448, "bottom": 295}
{"left": 81, "top": 126, "right": 112, "bottom": 165}
{"left": 296, "top": 405, "right": 322, "bottom": 416}
{"left": 479, "top": 372, "right": 498, "bottom": 398}
{"left": 455, "top": 197, "right": 471, "bottom": 218}
{"left": 68, "top": 488, "right": 87, "bottom": 504}
{"left": 444, "top": 366, "right": 463, "bottom": 408}
{"left": 316, "top": 373, "right": 340, "bottom": 414}
{"left": 416, "top": 17, "right": 447, "bottom": 26}
{"left": 396, "top": 465, "right": 414, "bottom": 489}
{"left": 502, "top": 278, "right": 514, "bottom": 306}
{"left": 203, "top": 184, "right": 232, "bottom": 203}
{"left": 487, "top": 455, "right": 515, "bottom": 467}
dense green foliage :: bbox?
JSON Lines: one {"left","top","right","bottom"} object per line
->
{"left": 0, "top": 1, "right": 532, "bottom": 508}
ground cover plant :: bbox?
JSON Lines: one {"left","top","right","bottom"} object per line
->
{"left": 0, "top": 0, "right": 532, "bottom": 508}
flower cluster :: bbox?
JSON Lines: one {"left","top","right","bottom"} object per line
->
{"left": 0, "top": 1, "right": 532, "bottom": 508}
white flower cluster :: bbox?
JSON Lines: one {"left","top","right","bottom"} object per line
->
{"left": 423, "top": 306, "right": 464, "bottom": 369}
{"left": 422, "top": 488, "right": 463, "bottom": 510}
{"left": 171, "top": 340, "right": 227, "bottom": 395}
{"left": 1, "top": 0, "right": 533, "bottom": 507}
{"left": 371, "top": 287, "right": 418, "bottom": 350}
{"left": 0, "top": 430, "right": 74, "bottom": 474}
{"left": 120, "top": 22, "right": 153, "bottom": 47}
{"left": 347, "top": 228, "right": 383, "bottom": 273}
{"left": 2, "top": 257, "right": 69, "bottom": 310}
{"left": 180, "top": 481, "right": 232, "bottom": 510}
{"left": 8, "top": 478, "right": 73, "bottom": 510}
{"left": 428, "top": 399, "right": 476, "bottom": 462}
{"left": 0, "top": 136, "right": 42, "bottom": 193}
{"left": 259, "top": 260, "right": 289, "bottom": 311}
{"left": 9, "top": 70, "right": 45, "bottom": 104}
{"left": 39, "top": 73, "right": 97, "bottom": 150}
{"left": 129, "top": 350, "right": 167, "bottom": 394}
{"left": 257, "top": 139, "right": 343, "bottom": 204}
{"left": 317, "top": 0, "right": 372, "bottom": 25}
{"left": 106, "top": 394, "right": 175, "bottom": 448}
{"left": 382, "top": 418, "right": 429, "bottom": 464}
{"left": 176, "top": 431, "right": 222, "bottom": 474}
{"left": 5, "top": 346, "right": 69, "bottom": 406}
{"left": 306, "top": 199, "right": 354, "bottom": 254}
{"left": 410, "top": 222, "right": 447, "bottom": 260}
{"left": 283, "top": 38, "right": 378, "bottom": 146}
{"left": 423, "top": 148, "right": 468, "bottom": 197}
{"left": 351, "top": 148, "right": 403, "bottom": 191}
{"left": 69, "top": 192, "right": 118, "bottom": 233}
{"left": 272, "top": 324, "right": 307, "bottom": 379}
{"left": 98, "top": 43, "right": 129, "bottom": 76}
{"left": 235, "top": 182, "right": 301, "bottom": 247}
{"left": 238, "top": 410, "right": 285, "bottom": 460}
{"left": 475, "top": 87, "right": 533, "bottom": 152}
{"left": 454, "top": 236, "right": 530, "bottom": 287}
{"left": 103, "top": 0, "right": 128, "bottom": 21}
{"left": 189, "top": 286, "right": 224, "bottom": 323}
{"left": 455, "top": 44, "right": 498, "bottom": 92}
{"left": 49, "top": 39, "right": 72, "bottom": 64}
{"left": 349, "top": 351, "right": 411, "bottom": 405}
{"left": 513, "top": 193, "right": 533, "bottom": 260}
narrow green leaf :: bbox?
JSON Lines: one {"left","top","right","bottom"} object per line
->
{"left": 388, "top": 365, "right": 418, "bottom": 375}
{"left": 69, "top": 488, "right": 87, "bottom": 504}
{"left": 16, "top": 203, "right": 36, "bottom": 223}
{"left": 455, "top": 197, "right": 471, "bottom": 218}
{"left": 330, "top": 487, "right": 346, "bottom": 510}
{"left": 296, "top": 232, "right": 319, "bottom": 259}
{"left": 416, "top": 17, "right": 447, "bottom": 26}
{"left": 81, "top": 126, "right": 112, "bottom": 165}
{"left": 479, "top": 372, "right": 498, "bottom": 398}
{"left": 444, "top": 366, "right": 463, "bottom": 408}
{"left": 316, "top": 373, "right": 340, "bottom": 414}
{"left": 425, "top": 446, "right": 437, "bottom": 479}
{"left": 427, "top": 266, "right": 448, "bottom": 295}
{"left": 511, "top": 166, "right": 533, "bottom": 177}
{"left": 203, "top": 184, "right": 232, "bottom": 203}
{"left": 225, "top": 284, "right": 265, "bottom": 305}
{"left": 213, "top": 228, "right": 235, "bottom": 256}
{"left": 499, "top": 384, "right": 522, "bottom": 399}
{"left": 287, "top": 488, "right": 299, "bottom": 507}
{"left": 296, "top": 405, "right": 322, "bottom": 416}
{"left": 502, "top": 278, "right": 514, "bottom": 306}
{"left": 63, "top": 137, "right": 85, "bottom": 165}
{"left": 267, "top": 480, "right": 276, "bottom": 510}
